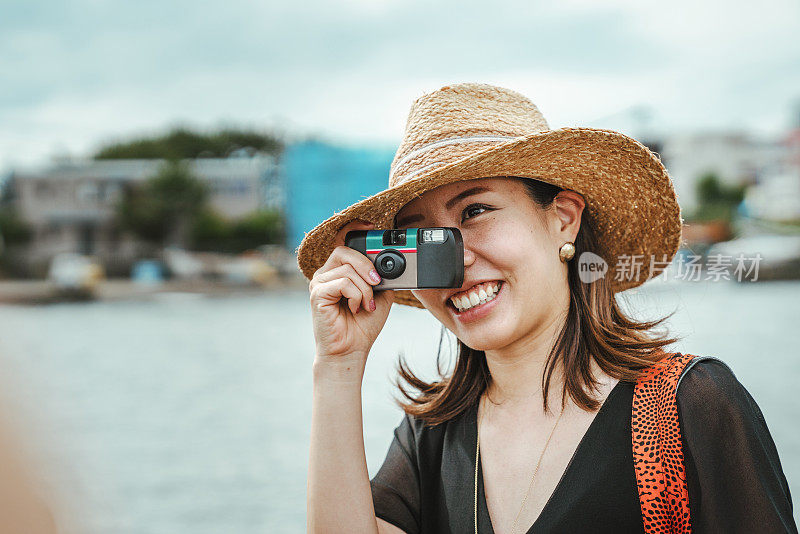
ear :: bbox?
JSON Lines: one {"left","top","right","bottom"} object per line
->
{"left": 552, "top": 190, "right": 585, "bottom": 243}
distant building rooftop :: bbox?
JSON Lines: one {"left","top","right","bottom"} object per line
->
{"left": 12, "top": 155, "right": 278, "bottom": 182}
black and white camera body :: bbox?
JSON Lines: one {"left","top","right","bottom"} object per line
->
{"left": 345, "top": 228, "right": 464, "bottom": 290}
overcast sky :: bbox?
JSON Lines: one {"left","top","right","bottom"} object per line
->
{"left": 2, "top": 0, "right": 799, "bottom": 171}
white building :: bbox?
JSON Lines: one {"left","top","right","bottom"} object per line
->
{"left": 3, "top": 154, "right": 282, "bottom": 275}
{"left": 744, "top": 171, "right": 800, "bottom": 222}
{"left": 660, "top": 130, "right": 786, "bottom": 212}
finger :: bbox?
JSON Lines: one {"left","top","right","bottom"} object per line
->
{"left": 319, "top": 245, "right": 381, "bottom": 288}
{"left": 311, "top": 249, "right": 381, "bottom": 300}
{"left": 313, "top": 263, "right": 374, "bottom": 312}
{"left": 312, "top": 277, "right": 363, "bottom": 316}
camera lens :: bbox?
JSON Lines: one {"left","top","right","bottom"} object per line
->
{"left": 374, "top": 250, "right": 405, "bottom": 279}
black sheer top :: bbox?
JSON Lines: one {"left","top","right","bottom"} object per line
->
{"left": 370, "top": 358, "right": 797, "bottom": 533}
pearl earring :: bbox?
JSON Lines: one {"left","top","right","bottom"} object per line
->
{"left": 559, "top": 242, "right": 575, "bottom": 262}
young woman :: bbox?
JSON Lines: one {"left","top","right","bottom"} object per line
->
{"left": 298, "top": 83, "right": 797, "bottom": 533}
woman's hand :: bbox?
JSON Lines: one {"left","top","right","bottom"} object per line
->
{"left": 309, "top": 220, "right": 395, "bottom": 371}
{"left": 307, "top": 220, "right": 397, "bottom": 532}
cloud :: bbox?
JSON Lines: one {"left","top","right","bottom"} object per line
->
{"left": 1, "top": 0, "right": 798, "bottom": 169}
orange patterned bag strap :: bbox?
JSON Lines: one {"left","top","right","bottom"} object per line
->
{"left": 631, "top": 351, "right": 697, "bottom": 533}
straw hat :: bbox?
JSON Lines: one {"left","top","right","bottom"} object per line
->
{"left": 295, "top": 82, "right": 682, "bottom": 309}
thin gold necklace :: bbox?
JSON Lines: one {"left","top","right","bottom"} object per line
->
{"left": 474, "top": 392, "right": 566, "bottom": 534}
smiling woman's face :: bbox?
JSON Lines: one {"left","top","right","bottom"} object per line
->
{"left": 394, "top": 176, "right": 583, "bottom": 352}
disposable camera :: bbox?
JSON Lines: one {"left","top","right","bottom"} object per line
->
{"left": 345, "top": 228, "right": 464, "bottom": 290}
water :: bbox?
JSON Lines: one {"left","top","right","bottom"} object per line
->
{"left": 0, "top": 280, "right": 798, "bottom": 533}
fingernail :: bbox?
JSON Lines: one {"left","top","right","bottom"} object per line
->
{"left": 369, "top": 299, "right": 376, "bottom": 311}
{"left": 369, "top": 270, "right": 381, "bottom": 283}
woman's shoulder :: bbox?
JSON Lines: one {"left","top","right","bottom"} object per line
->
{"left": 675, "top": 355, "right": 739, "bottom": 394}
{"left": 672, "top": 355, "right": 796, "bottom": 534}
{"left": 674, "top": 355, "right": 767, "bottom": 429}
{"left": 392, "top": 405, "right": 473, "bottom": 454}
{"left": 676, "top": 355, "right": 738, "bottom": 393}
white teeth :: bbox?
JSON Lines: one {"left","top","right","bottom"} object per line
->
{"left": 450, "top": 281, "right": 502, "bottom": 312}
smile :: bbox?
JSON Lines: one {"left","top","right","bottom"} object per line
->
{"left": 447, "top": 281, "right": 504, "bottom": 321}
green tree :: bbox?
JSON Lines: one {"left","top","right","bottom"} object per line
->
{"left": 117, "top": 160, "right": 208, "bottom": 247}
{"left": 190, "top": 208, "right": 232, "bottom": 251}
{"left": 95, "top": 127, "right": 283, "bottom": 160}
{"left": 690, "top": 172, "right": 747, "bottom": 222}
{"left": 0, "top": 208, "right": 33, "bottom": 258}
{"left": 0, "top": 207, "right": 32, "bottom": 279}
{"left": 190, "top": 208, "right": 286, "bottom": 253}
{"left": 231, "top": 210, "right": 286, "bottom": 249}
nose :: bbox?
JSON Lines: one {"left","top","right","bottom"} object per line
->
{"left": 463, "top": 241, "right": 476, "bottom": 267}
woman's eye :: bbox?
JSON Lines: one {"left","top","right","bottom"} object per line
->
{"left": 461, "top": 203, "right": 491, "bottom": 222}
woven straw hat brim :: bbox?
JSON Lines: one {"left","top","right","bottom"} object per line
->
{"left": 296, "top": 126, "right": 682, "bottom": 309}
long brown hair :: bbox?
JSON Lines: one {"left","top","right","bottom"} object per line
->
{"left": 392, "top": 176, "right": 681, "bottom": 426}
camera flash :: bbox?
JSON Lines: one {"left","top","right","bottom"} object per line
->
{"left": 421, "top": 229, "right": 445, "bottom": 243}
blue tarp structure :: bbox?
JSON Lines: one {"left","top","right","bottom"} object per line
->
{"left": 285, "top": 140, "right": 395, "bottom": 252}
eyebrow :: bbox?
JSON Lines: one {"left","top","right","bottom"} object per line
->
{"left": 395, "top": 186, "right": 491, "bottom": 227}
